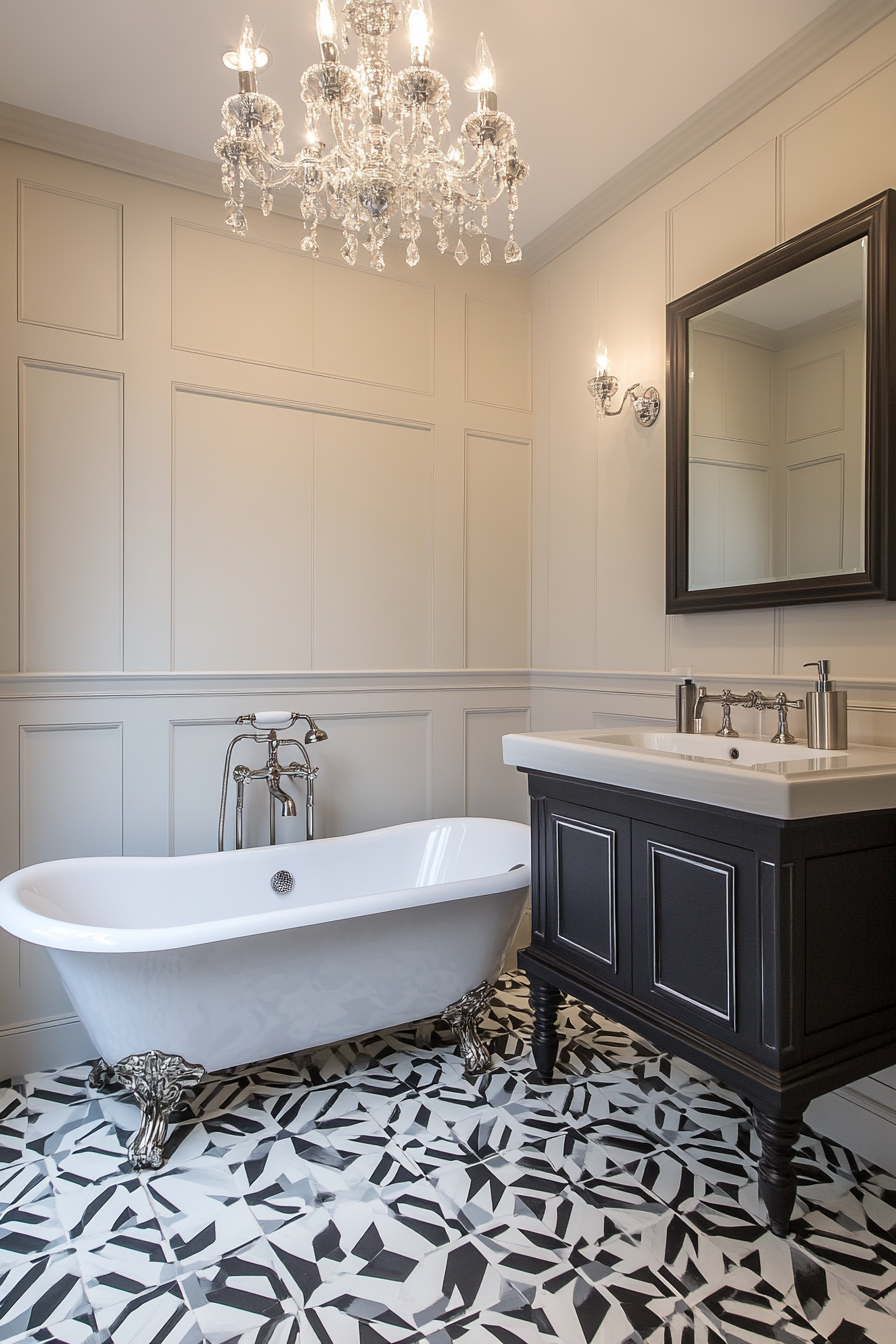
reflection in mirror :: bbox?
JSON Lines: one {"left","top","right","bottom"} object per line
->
{"left": 688, "top": 239, "right": 866, "bottom": 591}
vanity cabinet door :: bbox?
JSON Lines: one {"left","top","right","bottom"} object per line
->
{"left": 631, "top": 821, "right": 759, "bottom": 1053}
{"left": 542, "top": 800, "right": 632, "bottom": 994}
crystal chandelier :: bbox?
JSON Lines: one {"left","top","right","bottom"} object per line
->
{"left": 214, "top": 0, "right": 529, "bottom": 272}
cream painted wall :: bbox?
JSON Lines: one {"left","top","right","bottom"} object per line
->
{"left": 0, "top": 141, "right": 532, "bottom": 1078}
{"left": 532, "top": 11, "right": 896, "bottom": 1172}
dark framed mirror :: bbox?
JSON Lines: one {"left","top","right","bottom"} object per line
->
{"left": 666, "top": 190, "right": 896, "bottom": 613}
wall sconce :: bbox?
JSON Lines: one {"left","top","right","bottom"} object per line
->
{"left": 587, "top": 342, "right": 661, "bottom": 426}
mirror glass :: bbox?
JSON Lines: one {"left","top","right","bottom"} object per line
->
{"left": 687, "top": 238, "right": 866, "bottom": 591}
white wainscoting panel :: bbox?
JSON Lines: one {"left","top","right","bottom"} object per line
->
{"left": 313, "top": 264, "right": 434, "bottom": 393}
{"left": 312, "top": 712, "right": 430, "bottom": 837}
{"left": 20, "top": 722, "right": 123, "bottom": 866}
{"left": 782, "top": 57, "right": 896, "bottom": 240}
{"left": 313, "top": 414, "right": 432, "bottom": 670}
{"left": 465, "top": 297, "right": 532, "bottom": 411}
{"left": 172, "top": 388, "right": 313, "bottom": 671}
{"left": 464, "top": 707, "right": 530, "bottom": 824}
{"left": 18, "top": 181, "right": 122, "bottom": 337}
{"left": 20, "top": 361, "right": 123, "bottom": 672}
{"left": 545, "top": 263, "right": 597, "bottom": 670}
{"left": 669, "top": 144, "right": 776, "bottom": 300}
{"left": 465, "top": 434, "right": 530, "bottom": 669}
{"left": 171, "top": 222, "right": 315, "bottom": 371}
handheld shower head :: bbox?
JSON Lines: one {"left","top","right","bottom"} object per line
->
{"left": 304, "top": 719, "right": 328, "bottom": 744}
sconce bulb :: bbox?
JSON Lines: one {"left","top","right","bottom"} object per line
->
{"left": 237, "top": 14, "right": 257, "bottom": 72}
{"left": 465, "top": 32, "right": 496, "bottom": 92}
{"left": 595, "top": 341, "right": 611, "bottom": 376}
{"left": 407, "top": 0, "right": 433, "bottom": 62}
{"left": 316, "top": 0, "right": 338, "bottom": 47}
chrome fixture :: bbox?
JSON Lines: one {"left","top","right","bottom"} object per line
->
{"left": 214, "top": 4, "right": 529, "bottom": 271}
{"left": 217, "top": 711, "right": 328, "bottom": 851}
{"left": 587, "top": 340, "right": 661, "bottom": 427}
{"left": 679, "top": 685, "right": 805, "bottom": 744}
{"left": 442, "top": 980, "right": 494, "bottom": 1076}
{"left": 91, "top": 1050, "right": 206, "bottom": 1171}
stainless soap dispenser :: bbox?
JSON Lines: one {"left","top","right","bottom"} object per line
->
{"left": 803, "top": 659, "right": 848, "bottom": 750}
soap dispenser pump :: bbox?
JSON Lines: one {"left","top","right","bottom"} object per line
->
{"left": 803, "top": 659, "right": 848, "bottom": 750}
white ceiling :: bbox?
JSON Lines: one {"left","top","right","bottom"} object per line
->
{"left": 0, "top": 0, "right": 838, "bottom": 247}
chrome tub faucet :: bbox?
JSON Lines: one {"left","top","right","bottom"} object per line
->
{"left": 217, "top": 711, "right": 328, "bottom": 851}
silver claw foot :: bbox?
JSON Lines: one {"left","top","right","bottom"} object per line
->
{"left": 114, "top": 1050, "right": 205, "bottom": 1171}
{"left": 443, "top": 980, "right": 494, "bottom": 1076}
{"left": 88, "top": 1058, "right": 117, "bottom": 1091}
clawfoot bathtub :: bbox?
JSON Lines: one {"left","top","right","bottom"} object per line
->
{"left": 0, "top": 818, "right": 529, "bottom": 1169}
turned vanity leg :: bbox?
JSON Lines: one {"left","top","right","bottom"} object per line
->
{"left": 443, "top": 980, "right": 494, "bottom": 1075}
{"left": 755, "top": 1107, "right": 804, "bottom": 1236}
{"left": 114, "top": 1050, "right": 205, "bottom": 1171}
{"left": 529, "top": 974, "right": 563, "bottom": 1082}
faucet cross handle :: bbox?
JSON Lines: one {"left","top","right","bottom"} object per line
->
{"left": 769, "top": 691, "right": 805, "bottom": 745}
{"left": 716, "top": 689, "right": 739, "bottom": 738}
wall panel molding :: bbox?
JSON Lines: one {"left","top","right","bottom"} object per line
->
{"left": 464, "top": 432, "right": 532, "bottom": 669}
{"left": 19, "top": 359, "right": 124, "bottom": 674}
{"left": 18, "top": 180, "right": 122, "bottom": 338}
{"left": 19, "top": 721, "right": 123, "bottom": 867}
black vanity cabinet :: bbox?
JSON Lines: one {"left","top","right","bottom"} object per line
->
{"left": 518, "top": 770, "right": 896, "bottom": 1236}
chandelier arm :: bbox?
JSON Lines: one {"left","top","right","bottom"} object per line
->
{"left": 250, "top": 149, "right": 305, "bottom": 181}
{"left": 329, "top": 105, "right": 361, "bottom": 164}
{"left": 452, "top": 182, "right": 507, "bottom": 210}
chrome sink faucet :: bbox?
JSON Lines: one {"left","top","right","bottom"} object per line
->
{"left": 679, "top": 682, "right": 804, "bottom": 743}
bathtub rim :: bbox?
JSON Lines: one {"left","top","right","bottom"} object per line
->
{"left": 0, "top": 816, "right": 531, "bottom": 956}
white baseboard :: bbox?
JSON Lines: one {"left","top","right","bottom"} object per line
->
{"left": 806, "top": 1085, "right": 896, "bottom": 1176}
{"left": 0, "top": 1013, "right": 95, "bottom": 1083}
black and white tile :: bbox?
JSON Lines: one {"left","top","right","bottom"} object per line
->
{"left": 0, "top": 971, "right": 894, "bottom": 1344}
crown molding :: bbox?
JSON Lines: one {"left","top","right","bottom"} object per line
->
{"left": 0, "top": 100, "right": 269, "bottom": 207}
{"left": 522, "top": 0, "right": 896, "bottom": 274}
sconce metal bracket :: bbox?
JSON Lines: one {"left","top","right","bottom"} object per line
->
{"left": 587, "top": 375, "right": 661, "bottom": 427}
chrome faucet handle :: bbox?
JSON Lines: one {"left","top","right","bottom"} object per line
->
{"left": 769, "top": 692, "right": 805, "bottom": 745}
{"left": 716, "top": 689, "right": 739, "bottom": 738}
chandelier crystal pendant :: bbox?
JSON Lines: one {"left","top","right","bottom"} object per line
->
{"left": 215, "top": 2, "right": 529, "bottom": 272}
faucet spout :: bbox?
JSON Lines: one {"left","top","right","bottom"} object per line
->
{"left": 268, "top": 777, "right": 297, "bottom": 817}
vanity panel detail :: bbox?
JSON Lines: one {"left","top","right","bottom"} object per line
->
{"left": 804, "top": 844, "right": 896, "bottom": 1036}
{"left": 542, "top": 800, "right": 631, "bottom": 994}
{"left": 518, "top": 766, "right": 896, "bottom": 1238}
{"left": 631, "top": 824, "right": 755, "bottom": 1044}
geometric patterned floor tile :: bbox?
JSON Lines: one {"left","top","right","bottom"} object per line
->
{"left": 0, "top": 971, "right": 894, "bottom": 1344}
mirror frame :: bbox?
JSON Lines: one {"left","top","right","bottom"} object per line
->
{"left": 666, "top": 189, "right": 896, "bottom": 613}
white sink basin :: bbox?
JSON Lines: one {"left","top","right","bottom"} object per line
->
{"left": 502, "top": 728, "right": 896, "bottom": 819}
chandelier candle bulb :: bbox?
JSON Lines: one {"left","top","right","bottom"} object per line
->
{"left": 316, "top": 0, "right": 339, "bottom": 61}
{"left": 474, "top": 33, "right": 497, "bottom": 111}
{"left": 237, "top": 14, "right": 258, "bottom": 93}
{"left": 214, "top": 0, "right": 528, "bottom": 271}
{"left": 407, "top": 0, "right": 432, "bottom": 64}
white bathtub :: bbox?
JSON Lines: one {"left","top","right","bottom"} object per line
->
{"left": 0, "top": 817, "right": 529, "bottom": 1070}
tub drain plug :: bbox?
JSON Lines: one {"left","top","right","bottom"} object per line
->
{"left": 271, "top": 870, "right": 295, "bottom": 893}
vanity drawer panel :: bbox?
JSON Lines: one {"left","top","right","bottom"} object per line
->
{"left": 544, "top": 801, "right": 632, "bottom": 993}
{"left": 631, "top": 821, "right": 759, "bottom": 1052}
